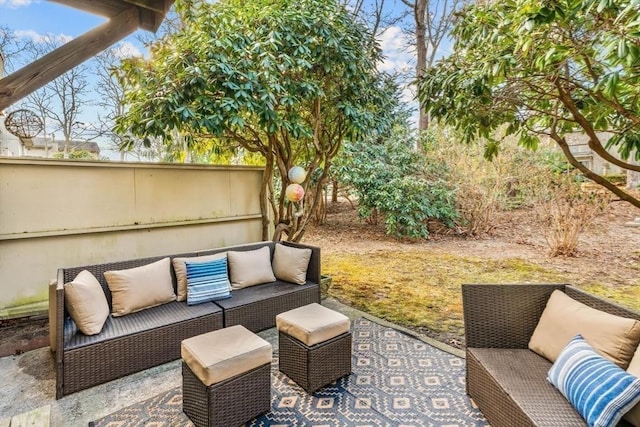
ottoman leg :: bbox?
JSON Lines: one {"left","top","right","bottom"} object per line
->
{"left": 183, "top": 362, "right": 271, "bottom": 427}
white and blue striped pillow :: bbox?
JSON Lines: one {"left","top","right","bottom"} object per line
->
{"left": 548, "top": 334, "right": 640, "bottom": 427}
{"left": 185, "top": 257, "right": 231, "bottom": 305}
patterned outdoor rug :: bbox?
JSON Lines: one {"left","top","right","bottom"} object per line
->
{"left": 90, "top": 318, "right": 488, "bottom": 426}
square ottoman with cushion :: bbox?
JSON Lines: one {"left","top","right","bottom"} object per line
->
{"left": 181, "top": 325, "right": 272, "bottom": 427}
{"left": 276, "top": 303, "right": 351, "bottom": 393}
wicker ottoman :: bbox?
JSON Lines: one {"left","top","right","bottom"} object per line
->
{"left": 276, "top": 303, "right": 351, "bottom": 393}
{"left": 181, "top": 325, "right": 272, "bottom": 427}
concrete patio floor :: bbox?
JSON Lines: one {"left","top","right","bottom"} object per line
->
{"left": 0, "top": 298, "right": 462, "bottom": 426}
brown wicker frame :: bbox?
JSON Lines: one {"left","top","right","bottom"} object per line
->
{"left": 278, "top": 330, "right": 352, "bottom": 394}
{"left": 462, "top": 284, "right": 640, "bottom": 427}
{"left": 182, "top": 361, "right": 271, "bottom": 427}
{"left": 52, "top": 253, "right": 224, "bottom": 399}
{"left": 50, "top": 241, "right": 321, "bottom": 399}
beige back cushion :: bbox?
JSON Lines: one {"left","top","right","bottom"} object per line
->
{"left": 172, "top": 253, "right": 227, "bottom": 301}
{"left": 227, "top": 246, "right": 276, "bottom": 290}
{"left": 64, "top": 270, "right": 110, "bottom": 335}
{"left": 104, "top": 257, "right": 176, "bottom": 317}
{"left": 625, "top": 346, "right": 640, "bottom": 426}
{"left": 529, "top": 289, "right": 640, "bottom": 369}
{"left": 272, "top": 243, "right": 312, "bottom": 285}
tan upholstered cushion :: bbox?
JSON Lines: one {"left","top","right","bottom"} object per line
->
{"left": 104, "top": 257, "right": 176, "bottom": 317}
{"left": 172, "top": 253, "right": 227, "bottom": 301}
{"left": 227, "top": 246, "right": 276, "bottom": 290}
{"left": 181, "top": 325, "right": 272, "bottom": 386}
{"left": 272, "top": 243, "right": 312, "bottom": 285}
{"left": 625, "top": 345, "right": 640, "bottom": 426}
{"left": 276, "top": 303, "right": 350, "bottom": 346}
{"left": 529, "top": 290, "right": 640, "bottom": 369}
{"left": 64, "top": 270, "right": 110, "bottom": 335}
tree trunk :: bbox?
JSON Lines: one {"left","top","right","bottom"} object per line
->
{"left": 332, "top": 178, "right": 339, "bottom": 203}
{"left": 415, "top": 0, "right": 429, "bottom": 132}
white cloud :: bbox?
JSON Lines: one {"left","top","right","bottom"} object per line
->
{"left": 376, "top": 25, "right": 419, "bottom": 127}
{"left": 14, "top": 29, "right": 72, "bottom": 44}
{"left": 376, "top": 26, "right": 414, "bottom": 75}
{"left": 112, "top": 41, "right": 142, "bottom": 59}
{"left": 0, "top": 0, "right": 33, "bottom": 7}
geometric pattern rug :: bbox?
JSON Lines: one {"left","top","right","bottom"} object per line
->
{"left": 90, "top": 318, "right": 488, "bottom": 426}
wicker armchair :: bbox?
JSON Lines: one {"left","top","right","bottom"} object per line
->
{"left": 462, "top": 284, "right": 639, "bottom": 427}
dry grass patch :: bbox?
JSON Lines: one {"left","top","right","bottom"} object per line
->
{"left": 324, "top": 250, "right": 572, "bottom": 339}
{"left": 581, "top": 283, "right": 640, "bottom": 312}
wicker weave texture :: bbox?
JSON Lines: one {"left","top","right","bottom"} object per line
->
{"left": 468, "top": 348, "right": 587, "bottom": 426}
{"left": 223, "top": 285, "right": 320, "bottom": 332}
{"left": 462, "top": 283, "right": 565, "bottom": 348}
{"left": 278, "top": 331, "right": 352, "bottom": 394}
{"left": 182, "top": 362, "right": 270, "bottom": 427}
{"left": 61, "top": 314, "right": 222, "bottom": 398}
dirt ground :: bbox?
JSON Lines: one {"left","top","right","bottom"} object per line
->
{"left": 305, "top": 197, "right": 640, "bottom": 287}
{"left": 303, "top": 196, "right": 640, "bottom": 347}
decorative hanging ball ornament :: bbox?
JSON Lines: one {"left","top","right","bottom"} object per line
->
{"left": 285, "top": 183, "right": 305, "bottom": 203}
{"left": 288, "top": 166, "right": 306, "bottom": 184}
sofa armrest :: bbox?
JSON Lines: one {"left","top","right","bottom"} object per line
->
{"left": 462, "top": 283, "right": 566, "bottom": 349}
{"left": 52, "top": 270, "right": 66, "bottom": 357}
{"left": 281, "top": 241, "right": 321, "bottom": 285}
{"left": 48, "top": 279, "right": 59, "bottom": 352}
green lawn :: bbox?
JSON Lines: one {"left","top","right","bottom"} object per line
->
{"left": 323, "top": 249, "right": 640, "bottom": 339}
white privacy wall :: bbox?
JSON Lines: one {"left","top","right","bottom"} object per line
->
{"left": 0, "top": 158, "right": 265, "bottom": 317}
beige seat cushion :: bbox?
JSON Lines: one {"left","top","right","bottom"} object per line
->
{"left": 181, "top": 325, "right": 272, "bottom": 386}
{"left": 104, "top": 257, "right": 176, "bottom": 317}
{"left": 172, "top": 253, "right": 227, "bottom": 301}
{"left": 276, "top": 303, "right": 350, "bottom": 346}
{"left": 64, "top": 270, "right": 110, "bottom": 335}
{"left": 272, "top": 243, "right": 312, "bottom": 285}
{"left": 227, "top": 246, "right": 276, "bottom": 290}
{"left": 529, "top": 289, "right": 640, "bottom": 369}
{"left": 625, "top": 346, "right": 640, "bottom": 426}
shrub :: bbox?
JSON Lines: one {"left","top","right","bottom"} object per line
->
{"left": 423, "top": 126, "right": 574, "bottom": 236}
{"left": 53, "top": 150, "right": 95, "bottom": 160}
{"left": 536, "top": 173, "right": 609, "bottom": 257}
{"left": 334, "top": 133, "right": 457, "bottom": 239}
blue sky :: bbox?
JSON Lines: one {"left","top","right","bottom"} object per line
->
{"left": 0, "top": 1, "right": 148, "bottom": 62}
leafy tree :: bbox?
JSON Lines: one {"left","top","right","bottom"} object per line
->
{"left": 114, "top": 0, "right": 391, "bottom": 241}
{"left": 335, "top": 131, "right": 457, "bottom": 239}
{"left": 18, "top": 36, "right": 90, "bottom": 158}
{"left": 53, "top": 150, "right": 95, "bottom": 160}
{"left": 418, "top": 0, "right": 640, "bottom": 208}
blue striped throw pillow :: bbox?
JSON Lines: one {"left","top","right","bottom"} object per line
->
{"left": 185, "top": 257, "right": 231, "bottom": 305}
{"left": 548, "top": 334, "right": 640, "bottom": 427}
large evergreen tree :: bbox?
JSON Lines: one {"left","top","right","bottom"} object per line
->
{"left": 115, "top": 0, "right": 395, "bottom": 240}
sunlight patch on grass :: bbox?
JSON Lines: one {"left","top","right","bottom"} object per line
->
{"left": 581, "top": 282, "right": 640, "bottom": 312}
{"left": 323, "top": 250, "right": 573, "bottom": 336}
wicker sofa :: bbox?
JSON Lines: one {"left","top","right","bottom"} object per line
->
{"left": 49, "top": 241, "right": 320, "bottom": 399}
{"left": 462, "top": 283, "right": 639, "bottom": 427}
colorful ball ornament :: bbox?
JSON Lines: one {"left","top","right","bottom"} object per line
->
{"left": 285, "top": 183, "right": 305, "bottom": 202}
{"left": 288, "top": 166, "right": 306, "bottom": 184}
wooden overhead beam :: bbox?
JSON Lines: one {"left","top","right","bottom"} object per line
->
{"left": 0, "top": 6, "right": 140, "bottom": 112}
{"left": 50, "top": 0, "right": 173, "bottom": 31}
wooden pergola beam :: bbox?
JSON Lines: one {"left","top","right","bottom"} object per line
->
{"left": 0, "top": 6, "right": 140, "bottom": 112}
